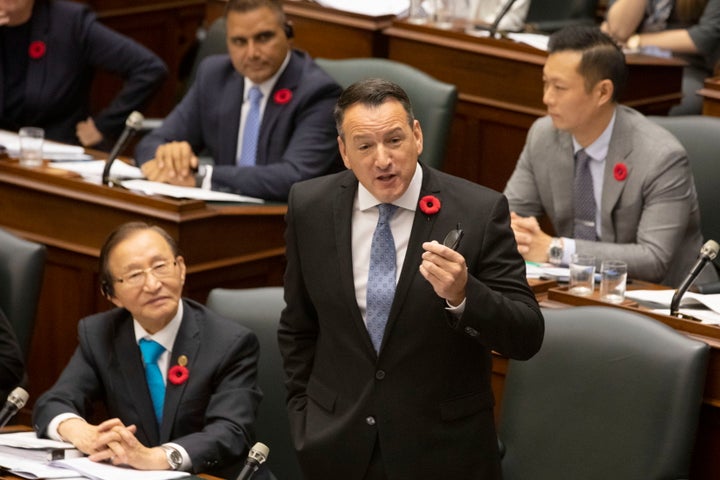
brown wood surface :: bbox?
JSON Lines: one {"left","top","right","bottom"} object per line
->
{"left": 700, "top": 76, "right": 720, "bottom": 117}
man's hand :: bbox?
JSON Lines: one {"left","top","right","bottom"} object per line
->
{"left": 419, "top": 240, "right": 467, "bottom": 306}
{"left": 140, "top": 141, "right": 198, "bottom": 187}
{"left": 88, "top": 425, "right": 170, "bottom": 470}
{"left": 58, "top": 417, "right": 127, "bottom": 455}
{"left": 75, "top": 118, "right": 103, "bottom": 147}
{"left": 509, "top": 212, "right": 552, "bottom": 263}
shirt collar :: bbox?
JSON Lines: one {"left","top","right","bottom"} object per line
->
{"left": 572, "top": 108, "right": 617, "bottom": 161}
{"left": 357, "top": 162, "right": 423, "bottom": 212}
{"left": 133, "top": 300, "right": 183, "bottom": 352}
{"left": 244, "top": 51, "right": 292, "bottom": 101}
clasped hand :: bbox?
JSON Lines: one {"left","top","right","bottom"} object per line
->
{"left": 509, "top": 212, "right": 552, "bottom": 263}
{"left": 141, "top": 141, "right": 198, "bottom": 187}
{"left": 59, "top": 417, "right": 169, "bottom": 470}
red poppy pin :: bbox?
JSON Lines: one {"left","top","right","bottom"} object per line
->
{"left": 613, "top": 162, "right": 628, "bottom": 181}
{"left": 168, "top": 355, "right": 189, "bottom": 385}
{"left": 28, "top": 41, "right": 46, "bottom": 60}
{"left": 273, "top": 88, "right": 292, "bottom": 105}
{"left": 419, "top": 195, "right": 441, "bottom": 216}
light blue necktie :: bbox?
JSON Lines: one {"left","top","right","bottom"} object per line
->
{"left": 573, "top": 149, "right": 598, "bottom": 241}
{"left": 139, "top": 339, "right": 165, "bottom": 425}
{"left": 366, "top": 203, "right": 398, "bottom": 353}
{"left": 237, "top": 86, "right": 263, "bottom": 167}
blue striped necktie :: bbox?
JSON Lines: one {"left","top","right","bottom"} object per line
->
{"left": 237, "top": 85, "right": 263, "bottom": 167}
{"left": 366, "top": 203, "right": 398, "bottom": 353}
{"left": 139, "top": 338, "right": 165, "bottom": 425}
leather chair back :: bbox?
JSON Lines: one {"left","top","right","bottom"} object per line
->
{"left": 315, "top": 57, "right": 458, "bottom": 170}
{"left": 206, "top": 287, "right": 301, "bottom": 480}
{"left": 499, "top": 306, "right": 709, "bottom": 480}
{"left": 0, "top": 228, "right": 46, "bottom": 360}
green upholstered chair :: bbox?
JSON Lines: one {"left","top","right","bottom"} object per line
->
{"left": 315, "top": 57, "right": 458, "bottom": 170}
{"left": 206, "top": 287, "right": 300, "bottom": 480}
{"left": 648, "top": 115, "right": 720, "bottom": 291}
{"left": 524, "top": 0, "right": 599, "bottom": 33}
{"left": 0, "top": 228, "right": 46, "bottom": 360}
{"left": 498, "top": 306, "right": 709, "bottom": 480}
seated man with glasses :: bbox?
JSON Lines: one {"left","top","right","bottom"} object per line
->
{"left": 32, "top": 222, "right": 269, "bottom": 480}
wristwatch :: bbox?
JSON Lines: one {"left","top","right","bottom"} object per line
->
{"left": 548, "top": 237, "right": 564, "bottom": 266}
{"left": 162, "top": 445, "right": 182, "bottom": 471}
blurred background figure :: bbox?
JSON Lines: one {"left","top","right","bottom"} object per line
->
{"left": 0, "top": 0, "right": 167, "bottom": 148}
{"left": 601, "top": 0, "right": 720, "bottom": 114}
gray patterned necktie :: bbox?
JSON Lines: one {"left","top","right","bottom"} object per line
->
{"left": 366, "top": 203, "right": 398, "bottom": 353}
{"left": 237, "top": 86, "right": 263, "bottom": 166}
{"left": 573, "top": 149, "right": 598, "bottom": 241}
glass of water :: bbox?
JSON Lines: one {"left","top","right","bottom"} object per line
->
{"left": 569, "top": 253, "right": 596, "bottom": 296}
{"left": 600, "top": 260, "right": 628, "bottom": 304}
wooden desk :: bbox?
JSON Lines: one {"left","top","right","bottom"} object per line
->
{"left": 700, "top": 75, "right": 720, "bottom": 117}
{"left": 492, "top": 280, "right": 720, "bottom": 479}
{"left": 384, "top": 20, "right": 686, "bottom": 191}
{"left": 0, "top": 159, "right": 286, "bottom": 416}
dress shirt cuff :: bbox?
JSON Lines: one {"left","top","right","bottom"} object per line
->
{"left": 561, "top": 237, "right": 576, "bottom": 266}
{"left": 47, "top": 413, "right": 85, "bottom": 441}
{"left": 164, "top": 442, "right": 192, "bottom": 471}
{"left": 200, "top": 165, "right": 213, "bottom": 190}
{"left": 445, "top": 297, "right": 466, "bottom": 316}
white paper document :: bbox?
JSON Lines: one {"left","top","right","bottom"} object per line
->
{"left": 315, "top": 0, "right": 407, "bottom": 16}
{"left": 626, "top": 289, "right": 720, "bottom": 324}
{"left": 0, "top": 451, "right": 83, "bottom": 479}
{"left": 49, "top": 160, "right": 144, "bottom": 183}
{"left": 0, "top": 130, "right": 93, "bottom": 161}
{"left": 121, "top": 179, "right": 264, "bottom": 203}
{"left": 50, "top": 457, "right": 190, "bottom": 480}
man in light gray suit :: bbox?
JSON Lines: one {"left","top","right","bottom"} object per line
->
{"left": 504, "top": 26, "right": 716, "bottom": 287}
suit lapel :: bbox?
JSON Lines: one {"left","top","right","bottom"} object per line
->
{"left": 333, "top": 173, "right": 372, "bottom": 349}
{"left": 160, "top": 300, "right": 200, "bottom": 442}
{"left": 549, "top": 132, "right": 575, "bottom": 235}
{"left": 24, "top": 1, "right": 50, "bottom": 115}
{"left": 218, "top": 73, "right": 244, "bottom": 165}
{"left": 601, "top": 108, "right": 632, "bottom": 242}
{"left": 257, "top": 52, "right": 302, "bottom": 165}
{"left": 116, "top": 315, "right": 160, "bottom": 445}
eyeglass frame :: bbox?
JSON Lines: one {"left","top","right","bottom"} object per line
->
{"left": 113, "top": 259, "right": 179, "bottom": 287}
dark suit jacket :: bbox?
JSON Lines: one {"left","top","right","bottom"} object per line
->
{"left": 279, "top": 164, "right": 544, "bottom": 479}
{"left": 134, "top": 50, "right": 343, "bottom": 201}
{"left": 0, "top": 308, "right": 24, "bottom": 403}
{"left": 0, "top": 0, "right": 167, "bottom": 145}
{"left": 32, "top": 299, "right": 262, "bottom": 479}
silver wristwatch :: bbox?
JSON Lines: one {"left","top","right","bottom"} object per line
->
{"left": 548, "top": 237, "right": 564, "bottom": 266}
{"left": 162, "top": 445, "right": 182, "bottom": 470}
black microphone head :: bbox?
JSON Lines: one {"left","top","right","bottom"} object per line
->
{"left": 248, "top": 442, "right": 269, "bottom": 464}
{"left": 125, "top": 111, "right": 145, "bottom": 131}
{"left": 7, "top": 387, "right": 29, "bottom": 410}
{"left": 701, "top": 240, "right": 720, "bottom": 261}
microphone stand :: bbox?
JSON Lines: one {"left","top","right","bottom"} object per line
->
{"left": 469, "top": 0, "right": 519, "bottom": 38}
{"left": 670, "top": 240, "right": 719, "bottom": 318}
{"left": 102, "top": 111, "right": 144, "bottom": 186}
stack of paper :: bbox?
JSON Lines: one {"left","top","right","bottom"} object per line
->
{"left": 625, "top": 289, "right": 720, "bottom": 324}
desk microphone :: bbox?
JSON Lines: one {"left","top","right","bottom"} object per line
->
{"left": 0, "top": 387, "right": 29, "bottom": 429}
{"left": 102, "top": 111, "right": 144, "bottom": 185}
{"left": 670, "top": 239, "right": 719, "bottom": 317}
{"left": 235, "top": 442, "right": 269, "bottom": 480}
{"left": 490, "top": 0, "right": 520, "bottom": 37}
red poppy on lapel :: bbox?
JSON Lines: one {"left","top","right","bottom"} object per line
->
{"left": 168, "top": 354, "right": 189, "bottom": 385}
{"left": 273, "top": 88, "right": 292, "bottom": 105}
{"left": 28, "top": 41, "right": 46, "bottom": 60}
{"left": 419, "top": 195, "right": 441, "bottom": 216}
{"left": 613, "top": 162, "right": 628, "bottom": 181}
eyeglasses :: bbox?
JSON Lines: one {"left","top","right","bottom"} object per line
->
{"left": 114, "top": 261, "right": 177, "bottom": 287}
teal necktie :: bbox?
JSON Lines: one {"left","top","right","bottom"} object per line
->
{"left": 139, "top": 338, "right": 165, "bottom": 424}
